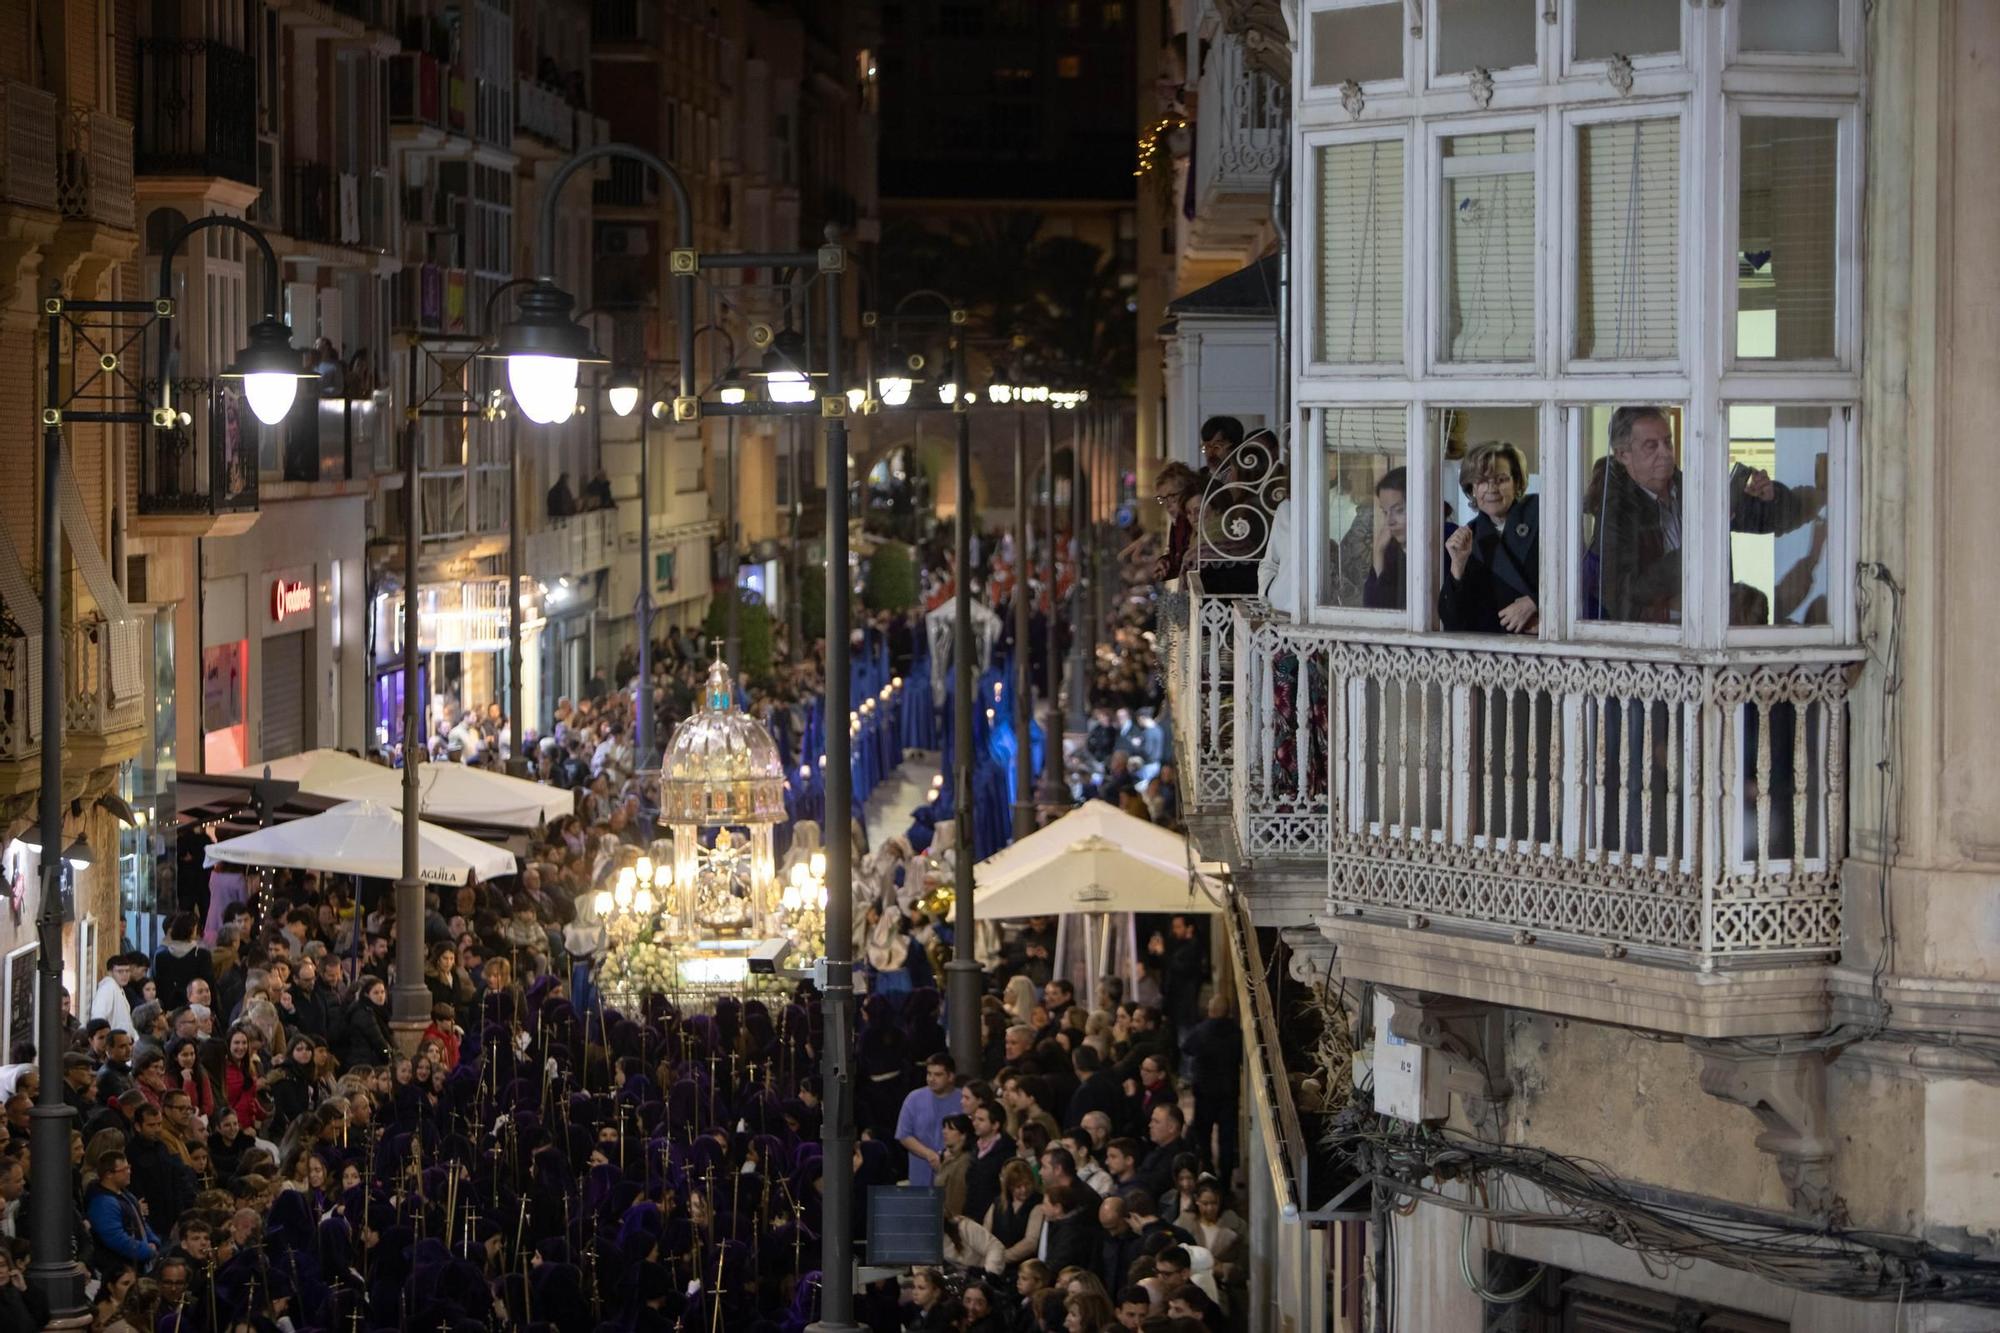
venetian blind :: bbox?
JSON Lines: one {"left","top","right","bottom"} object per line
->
{"left": 1577, "top": 118, "right": 1680, "bottom": 361}
{"left": 1443, "top": 131, "right": 1535, "bottom": 362}
{"left": 1738, "top": 116, "right": 1837, "bottom": 361}
{"left": 1316, "top": 139, "right": 1404, "bottom": 365}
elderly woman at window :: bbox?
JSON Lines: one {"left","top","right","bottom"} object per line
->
{"left": 1439, "top": 441, "right": 1539, "bottom": 635}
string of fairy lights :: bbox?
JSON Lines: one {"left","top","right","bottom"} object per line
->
{"left": 1135, "top": 112, "right": 1189, "bottom": 181}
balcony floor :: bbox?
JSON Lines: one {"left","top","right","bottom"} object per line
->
{"left": 1320, "top": 915, "right": 1833, "bottom": 1039}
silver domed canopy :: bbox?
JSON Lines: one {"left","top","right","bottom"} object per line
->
{"left": 659, "top": 654, "right": 786, "bottom": 824}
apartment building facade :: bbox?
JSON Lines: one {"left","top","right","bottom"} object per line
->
{"left": 1165, "top": 1, "right": 2000, "bottom": 1330}
{"left": 0, "top": 0, "right": 149, "bottom": 1033}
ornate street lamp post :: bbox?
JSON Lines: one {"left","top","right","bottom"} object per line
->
{"left": 28, "top": 213, "right": 311, "bottom": 1321}
{"left": 488, "top": 140, "right": 859, "bottom": 1333}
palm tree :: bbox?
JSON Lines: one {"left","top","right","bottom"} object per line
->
{"left": 1018, "top": 235, "right": 1134, "bottom": 397}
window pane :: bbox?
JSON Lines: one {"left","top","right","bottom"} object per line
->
{"left": 1323, "top": 408, "right": 1407, "bottom": 608}
{"left": 1737, "top": 116, "right": 1838, "bottom": 360}
{"left": 1726, "top": 405, "right": 1832, "bottom": 628}
{"left": 1581, "top": 404, "right": 1683, "bottom": 625}
{"left": 1443, "top": 131, "right": 1535, "bottom": 363}
{"left": 1434, "top": 406, "right": 1540, "bottom": 634}
{"left": 1577, "top": 119, "right": 1679, "bottom": 360}
{"left": 1310, "top": 4, "right": 1403, "bottom": 87}
{"left": 1437, "top": 0, "right": 1539, "bottom": 74}
{"left": 1317, "top": 140, "right": 1404, "bottom": 363}
{"left": 1575, "top": 0, "right": 1681, "bottom": 60}
{"left": 1738, "top": 0, "right": 1841, "bottom": 54}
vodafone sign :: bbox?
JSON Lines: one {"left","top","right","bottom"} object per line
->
{"left": 271, "top": 578, "right": 314, "bottom": 624}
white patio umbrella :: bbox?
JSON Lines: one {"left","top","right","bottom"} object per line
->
{"left": 226, "top": 748, "right": 571, "bottom": 830}
{"left": 201, "top": 800, "right": 517, "bottom": 886}
{"left": 974, "top": 800, "right": 1222, "bottom": 992}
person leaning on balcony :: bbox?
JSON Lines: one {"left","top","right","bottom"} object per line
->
{"left": 1141, "top": 462, "right": 1205, "bottom": 584}
{"left": 1199, "top": 416, "right": 1244, "bottom": 479}
{"left": 1583, "top": 405, "right": 1820, "bottom": 624}
{"left": 547, "top": 471, "right": 578, "bottom": 518}
{"left": 1439, "top": 441, "right": 1541, "bottom": 635}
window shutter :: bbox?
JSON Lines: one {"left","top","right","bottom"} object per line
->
{"left": 1578, "top": 118, "right": 1680, "bottom": 361}
{"left": 1443, "top": 131, "right": 1536, "bottom": 363}
{"left": 1316, "top": 140, "right": 1404, "bottom": 364}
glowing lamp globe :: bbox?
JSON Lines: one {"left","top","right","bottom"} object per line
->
{"left": 482, "top": 279, "right": 606, "bottom": 427}
{"left": 606, "top": 369, "right": 642, "bottom": 419}
{"left": 221, "top": 317, "right": 318, "bottom": 426}
{"left": 766, "top": 369, "right": 814, "bottom": 404}
{"left": 509, "top": 355, "right": 580, "bottom": 424}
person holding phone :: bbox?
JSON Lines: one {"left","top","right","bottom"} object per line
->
{"left": 1440, "top": 442, "right": 1540, "bottom": 635}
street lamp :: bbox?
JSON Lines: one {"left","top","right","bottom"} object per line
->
{"left": 224, "top": 317, "right": 317, "bottom": 424}
{"left": 485, "top": 281, "right": 607, "bottom": 424}
{"left": 19, "top": 214, "right": 313, "bottom": 1322}
{"left": 756, "top": 330, "right": 818, "bottom": 405}
{"left": 493, "top": 141, "right": 857, "bottom": 1333}
{"left": 605, "top": 365, "right": 643, "bottom": 419}
{"left": 859, "top": 289, "right": 983, "bottom": 1072}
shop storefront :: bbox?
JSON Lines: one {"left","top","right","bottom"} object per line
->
{"left": 370, "top": 574, "right": 527, "bottom": 749}
{"left": 192, "top": 494, "right": 367, "bottom": 771}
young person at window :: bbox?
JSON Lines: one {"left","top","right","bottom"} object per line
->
{"left": 1583, "top": 406, "right": 1819, "bottom": 624}
{"left": 1439, "top": 442, "right": 1539, "bottom": 634}
{"left": 1362, "top": 467, "right": 1412, "bottom": 610}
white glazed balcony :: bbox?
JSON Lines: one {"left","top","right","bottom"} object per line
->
{"left": 1213, "top": 607, "right": 1853, "bottom": 973}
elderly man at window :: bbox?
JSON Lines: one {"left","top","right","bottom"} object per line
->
{"left": 1584, "top": 405, "right": 1820, "bottom": 624}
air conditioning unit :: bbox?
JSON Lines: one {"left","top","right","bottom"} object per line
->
{"left": 597, "top": 224, "right": 650, "bottom": 257}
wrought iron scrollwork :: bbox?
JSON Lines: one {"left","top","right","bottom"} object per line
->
{"left": 1192, "top": 430, "right": 1288, "bottom": 569}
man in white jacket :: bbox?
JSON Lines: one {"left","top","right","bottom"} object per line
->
{"left": 90, "top": 954, "right": 136, "bottom": 1036}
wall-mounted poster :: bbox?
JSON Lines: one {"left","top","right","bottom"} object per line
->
{"left": 3, "top": 943, "right": 37, "bottom": 1060}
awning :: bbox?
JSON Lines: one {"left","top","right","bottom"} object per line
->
{"left": 225, "top": 748, "right": 572, "bottom": 830}
{"left": 202, "top": 799, "right": 517, "bottom": 886}
{"left": 973, "top": 800, "right": 1223, "bottom": 918}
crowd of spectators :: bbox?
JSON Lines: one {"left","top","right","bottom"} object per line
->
{"left": 871, "top": 909, "right": 1246, "bottom": 1333}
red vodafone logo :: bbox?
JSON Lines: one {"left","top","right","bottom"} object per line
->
{"left": 271, "top": 578, "right": 313, "bottom": 623}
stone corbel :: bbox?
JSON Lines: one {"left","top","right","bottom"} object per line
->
{"left": 1694, "top": 1044, "right": 1842, "bottom": 1222}
{"left": 0, "top": 208, "right": 61, "bottom": 331}
{"left": 1379, "top": 987, "right": 1512, "bottom": 1116}
{"left": 44, "top": 220, "right": 139, "bottom": 300}
{"left": 1280, "top": 928, "right": 1334, "bottom": 986}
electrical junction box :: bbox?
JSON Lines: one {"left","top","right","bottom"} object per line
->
{"left": 1372, "top": 993, "right": 1450, "bottom": 1123}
